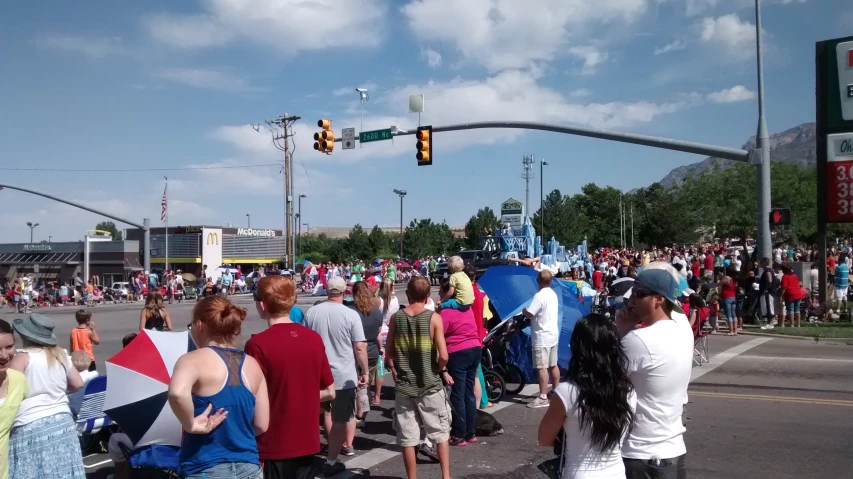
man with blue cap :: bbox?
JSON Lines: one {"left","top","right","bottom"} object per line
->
{"left": 616, "top": 262, "right": 693, "bottom": 479}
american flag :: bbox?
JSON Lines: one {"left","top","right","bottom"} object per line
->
{"left": 161, "top": 184, "right": 167, "bottom": 222}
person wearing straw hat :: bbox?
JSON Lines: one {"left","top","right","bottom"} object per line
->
{"left": 8, "top": 313, "right": 85, "bottom": 479}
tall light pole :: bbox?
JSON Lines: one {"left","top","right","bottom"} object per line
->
{"left": 393, "top": 189, "right": 407, "bottom": 259}
{"left": 246, "top": 213, "right": 251, "bottom": 228}
{"left": 754, "top": 0, "right": 772, "bottom": 263}
{"left": 540, "top": 159, "right": 548, "bottom": 241}
{"left": 26, "top": 222, "right": 39, "bottom": 243}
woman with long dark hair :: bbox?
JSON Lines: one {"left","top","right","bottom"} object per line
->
{"left": 538, "top": 313, "right": 636, "bottom": 478}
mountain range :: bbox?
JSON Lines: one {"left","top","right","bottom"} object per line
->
{"left": 654, "top": 122, "right": 816, "bottom": 188}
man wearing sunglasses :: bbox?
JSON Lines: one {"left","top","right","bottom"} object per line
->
{"left": 616, "top": 263, "right": 693, "bottom": 479}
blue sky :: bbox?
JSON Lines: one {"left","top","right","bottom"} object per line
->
{"left": 0, "top": 0, "right": 848, "bottom": 243}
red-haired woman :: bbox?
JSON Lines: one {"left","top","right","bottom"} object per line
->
{"left": 169, "top": 296, "right": 270, "bottom": 478}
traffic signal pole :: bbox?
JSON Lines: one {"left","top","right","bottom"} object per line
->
{"left": 0, "top": 183, "right": 151, "bottom": 273}
{"left": 345, "top": 120, "right": 752, "bottom": 162}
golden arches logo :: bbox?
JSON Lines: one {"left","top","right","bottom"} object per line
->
{"left": 206, "top": 232, "right": 219, "bottom": 245}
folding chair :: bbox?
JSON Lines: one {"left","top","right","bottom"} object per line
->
{"left": 693, "top": 318, "right": 710, "bottom": 366}
{"left": 75, "top": 375, "right": 112, "bottom": 455}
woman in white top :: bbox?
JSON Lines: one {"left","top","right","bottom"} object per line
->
{"left": 538, "top": 313, "right": 636, "bottom": 479}
{"left": 9, "top": 314, "right": 85, "bottom": 479}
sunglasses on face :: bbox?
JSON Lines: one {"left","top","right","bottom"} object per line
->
{"left": 631, "top": 287, "right": 658, "bottom": 300}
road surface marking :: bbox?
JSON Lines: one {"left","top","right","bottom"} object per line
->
{"left": 689, "top": 391, "right": 853, "bottom": 407}
{"left": 690, "top": 337, "right": 773, "bottom": 382}
{"left": 736, "top": 355, "right": 853, "bottom": 364}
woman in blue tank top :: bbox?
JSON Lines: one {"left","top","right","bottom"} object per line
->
{"left": 169, "top": 296, "right": 270, "bottom": 478}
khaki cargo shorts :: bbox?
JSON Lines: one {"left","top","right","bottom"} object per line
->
{"left": 533, "top": 345, "right": 558, "bottom": 369}
{"left": 394, "top": 387, "right": 452, "bottom": 447}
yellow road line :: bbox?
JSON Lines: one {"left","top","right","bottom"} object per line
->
{"left": 690, "top": 391, "right": 853, "bottom": 407}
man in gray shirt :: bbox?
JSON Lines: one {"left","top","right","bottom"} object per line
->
{"left": 305, "top": 276, "right": 368, "bottom": 477}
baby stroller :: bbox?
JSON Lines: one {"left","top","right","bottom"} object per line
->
{"left": 481, "top": 315, "right": 529, "bottom": 402}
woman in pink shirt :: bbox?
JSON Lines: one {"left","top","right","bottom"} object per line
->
{"left": 439, "top": 284, "right": 482, "bottom": 446}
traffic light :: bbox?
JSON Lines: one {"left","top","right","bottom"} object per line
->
{"left": 770, "top": 208, "right": 791, "bottom": 226}
{"left": 416, "top": 125, "right": 432, "bottom": 166}
{"left": 313, "top": 119, "right": 335, "bottom": 154}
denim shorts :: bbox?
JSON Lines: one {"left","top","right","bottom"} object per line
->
{"left": 184, "top": 462, "right": 261, "bottom": 479}
{"left": 785, "top": 300, "right": 801, "bottom": 314}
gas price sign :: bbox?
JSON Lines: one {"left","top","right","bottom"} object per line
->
{"left": 827, "top": 133, "right": 853, "bottom": 222}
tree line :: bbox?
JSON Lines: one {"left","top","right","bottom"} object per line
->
{"left": 295, "top": 162, "right": 848, "bottom": 262}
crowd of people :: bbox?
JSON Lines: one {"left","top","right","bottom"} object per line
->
{"left": 1, "top": 238, "right": 851, "bottom": 479}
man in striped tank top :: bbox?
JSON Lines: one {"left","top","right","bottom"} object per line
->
{"left": 385, "top": 276, "right": 452, "bottom": 479}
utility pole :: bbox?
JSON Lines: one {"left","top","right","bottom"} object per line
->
{"left": 754, "top": 0, "right": 772, "bottom": 262}
{"left": 255, "top": 114, "right": 301, "bottom": 270}
{"left": 522, "top": 155, "right": 534, "bottom": 216}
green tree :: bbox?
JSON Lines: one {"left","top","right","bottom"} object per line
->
{"left": 95, "top": 221, "right": 122, "bottom": 240}
{"left": 403, "top": 219, "right": 456, "bottom": 259}
{"left": 346, "top": 224, "right": 370, "bottom": 261}
{"left": 573, "top": 184, "right": 624, "bottom": 247}
{"left": 368, "top": 226, "right": 393, "bottom": 259}
{"left": 532, "top": 189, "right": 587, "bottom": 246}
{"left": 463, "top": 207, "right": 500, "bottom": 249}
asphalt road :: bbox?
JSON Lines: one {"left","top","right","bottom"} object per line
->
{"left": 2, "top": 294, "right": 852, "bottom": 478}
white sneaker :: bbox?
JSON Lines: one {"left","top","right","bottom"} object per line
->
{"left": 527, "top": 396, "right": 550, "bottom": 408}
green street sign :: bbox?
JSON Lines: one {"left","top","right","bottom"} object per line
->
{"left": 359, "top": 128, "right": 392, "bottom": 143}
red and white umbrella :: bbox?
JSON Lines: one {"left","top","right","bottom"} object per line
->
{"left": 104, "top": 329, "right": 195, "bottom": 447}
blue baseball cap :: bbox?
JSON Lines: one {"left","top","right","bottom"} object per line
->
{"left": 633, "top": 268, "right": 685, "bottom": 315}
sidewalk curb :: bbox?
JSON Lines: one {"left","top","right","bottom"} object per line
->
{"left": 738, "top": 330, "right": 853, "bottom": 345}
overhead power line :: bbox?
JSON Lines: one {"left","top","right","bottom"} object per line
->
{"left": 0, "top": 163, "right": 281, "bottom": 173}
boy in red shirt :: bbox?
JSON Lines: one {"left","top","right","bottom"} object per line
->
{"left": 245, "top": 276, "right": 335, "bottom": 478}
{"left": 780, "top": 265, "right": 803, "bottom": 328}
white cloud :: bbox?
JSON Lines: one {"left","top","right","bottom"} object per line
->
{"left": 569, "top": 88, "right": 591, "bottom": 97}
{"left": 143, "top": 14, "right": 232, "bottom": 49}
{"left": 422, "top": 48, "right": 442, "bottom": 68}
{"left": 686, "top": 0, "right": 719, "bottom": 16}
{"left": 154, "top": 68, "right": 256, "bottom": 92}
{"left": 145, "top": 0, "right": 385, "bottom": 53}
{"left": 568, "top": 46, "right": 608, "bottom": 75}
{"left": 707, "top": 85, "right": 756, "bottom": 103}
{"left": 698, "top": 14, "right": 760, "bottom": 60}
{"left": 36, "top": 35, "right": 125, "bottom": 59}
{"left": 654, "top": 39, "right": 686, "bottom": 55}
{"left": 401, "top": 0, "right": 646, "bottom": 72}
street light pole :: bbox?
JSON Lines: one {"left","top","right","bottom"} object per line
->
{"left": 754, "top": 0, "right": 772, "bottom": 263}
{"left": 540, "top": 159, "right": 548, "bottom": 241}
{"left": 246, "top": 213, "right": 251, "bottom": 229}
{"left": 393, "top": 189, "right": 407, "bottom": 259}
{"left": 26, "top": 222, "right": 39, "bottom": 243}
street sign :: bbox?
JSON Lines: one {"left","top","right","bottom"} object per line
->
{"left": 359, "top": 128, "right": 392, "bottom": 143}
{"left": 342, "top": 127, "right": 355, "bottom": 150}
{"left": 769, "top": 208, "right": 791, "bottom": 226}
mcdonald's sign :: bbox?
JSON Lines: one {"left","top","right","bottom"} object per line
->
{"left": 206, "top": 231, "right": 219, "bottom": 245}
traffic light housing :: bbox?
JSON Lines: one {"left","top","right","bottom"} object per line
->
{"left": 416, "top": 125, "right": 432, "bottom": 166}
{"left": 314, "top": 119, "right": 335, "bottom": 154}
{"left": 769, "top": 208, "right": 791, "bottom": 227}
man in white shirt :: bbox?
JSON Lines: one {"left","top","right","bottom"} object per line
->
{"left": 523, "top": 270, "right": 560, "bottom": 408}
{"left": 616, "top": 263, "right": 693, "bottom": 479}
